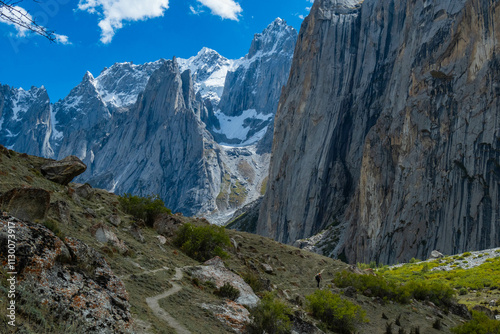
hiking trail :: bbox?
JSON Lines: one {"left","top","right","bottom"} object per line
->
{"left": 145, "top": 267, "right": 191, "bottom": 334}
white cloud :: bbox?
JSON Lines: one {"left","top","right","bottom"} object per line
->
{"left": 189, "top": 5, "right": 204, "bottom": 15}
{"left": 196, "top": 0, "right": 242, "bottom": 21}
{"left": 298, "top": 14, "right": 305, "bottom": 20}
{"left": 55, "top": 33, "right": 71, "bottom": 44}
{"left": 78, "top": 0, "right": 170, "bottom": 44}
{"left": 0, "top": 5, "right": 34, "bottom": 37}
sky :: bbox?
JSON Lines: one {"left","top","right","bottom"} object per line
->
{"left": 0, "top": 0, "right": 313, "bottom": 101}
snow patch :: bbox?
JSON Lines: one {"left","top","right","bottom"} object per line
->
{"left": 11, "top": 88, "right": 30, "bottom": 122}
{"left": 50, "top": 105, "right": 64, "bottom": 141}
{"left": 213, "top": 109, "right": 272, "bottom": 144}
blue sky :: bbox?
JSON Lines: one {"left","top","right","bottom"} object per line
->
{"left": 0, "top": 0, "right": 312, "bottom": 101}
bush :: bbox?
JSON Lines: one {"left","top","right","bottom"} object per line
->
{"left": 242, "top": 271, "right": 263, "bottom": 293}
{"left": 333, "top": 271, "right": 455, "bottom": 306}
{"left": 174, "top": 223, "right": 231, "bottom": 262}
{"left": 306, "top": 290, "right": 366, "bottom": 334}
{"left": 215, "top": 282, "right": 240, "bottom": 301}
{"left": 118, "top": 193, "right": 171, "bottom": 226}
{"left": 43, "top": 219, "right": 65, "bottom": 240}
{"left": 451, "top": 310, "right": 500, "bottom": 334}
{"left": 247, "top": 293, "right": 292, "bottom": 334}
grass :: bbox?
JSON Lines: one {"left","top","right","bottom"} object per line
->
{"left": 216, "top": 172, "right": 248, "bottom": 209}
{"left": 379, "top": 257, "right": 500, "bottom": 291}
{"left": 0, "top": 148, "right": 483, "bottom": 333}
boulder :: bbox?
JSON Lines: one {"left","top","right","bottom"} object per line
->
{"left": 189, "top": 256, "right": 260, "bottom": 307}
{"left": 90, "top": 223, "right": 128, "bottom": 254}
{"left": 49, "top": 200, "right": 70, "bottom": 224}
{"left": 429, "top": 250, "right": 444, "bottom": 259}
{"left": 156, "top": 235, "right": 167, "bottom": 245}
{"left": 108, "top": 214, "right": 121, "bottom": 227}
{"left": 75, "top": 183, "right": 94, "bottom": 200}
{"left": 40, "top": 155, "right": 86, "bottom": 185}
{"left": 0, "top": 188, "right": 50, "bottom": 221}
{"left": 153, "top": 213, "right": 183, "bottom": 237}
{"left": 129, "top": 224, "right": 145, "bottom": 243}
{"left": 201, "top": 300, "right": 250, "bottom": 333}
{"left": 261, "top": 263, "right": 274, "bottom": 274}
{"left": 0, "top": 216, "right": 133, "bottom": 333}
{"left": 204, "top": 256, "right": 225, "bottom": 268}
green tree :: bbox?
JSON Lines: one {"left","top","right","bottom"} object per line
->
{"left": 247, "top": 293, "right": 292, "bottom": 334}
{"left": 174, "top": 223, "right": 231, "bottom": 262}
{"left": 118, "top": 193, "right": 171, "bottom": 226}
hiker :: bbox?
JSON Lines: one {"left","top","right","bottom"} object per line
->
{"left": 315, "top": 272, "right": 322, "bottom": 288}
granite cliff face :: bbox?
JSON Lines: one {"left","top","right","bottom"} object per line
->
{"left": 75, "top": 60, "right": 222, "bottom": 216}
{"left": 0, "top": 85, "right": 53, "bottom": 157}
{"left": 216, "top": 18, "right": 297, "bottom": 150}
{"left": 258, "top": 0, "right": 500, "bottom": 264}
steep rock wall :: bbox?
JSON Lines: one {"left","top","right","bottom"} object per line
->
{"left": 258, "top": 0, "right": 500, "bottom": 264}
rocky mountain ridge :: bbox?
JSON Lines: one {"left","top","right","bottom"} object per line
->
{"left": 257, "top": 0, "right": 500, "bottom": 264}
{"left": 0, "top": 19, "right": 297, "bottom": 220}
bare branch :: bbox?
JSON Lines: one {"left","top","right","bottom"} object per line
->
{"left": 0, "top": 0, "right": 56, "bottom": 42}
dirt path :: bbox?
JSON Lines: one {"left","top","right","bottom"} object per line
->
{"left": 145, "top": 268, "right": 191, "bottom": 334}
{"left": 119, "top": 264, "right": 170, "bottom": 280}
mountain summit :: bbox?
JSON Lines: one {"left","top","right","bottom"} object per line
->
{"left": 0, "top": 19, "right": 297, "bottom": 220}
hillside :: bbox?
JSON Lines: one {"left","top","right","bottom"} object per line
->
{"left": 1, "top": 148, "right": 499, "bottom": 333}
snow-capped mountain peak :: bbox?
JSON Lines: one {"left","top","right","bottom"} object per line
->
{"left": 93, "top": 60, "right": 165, "bottom": 109}
{"left": 177, "top": 48, "right": 235, "bottom": 105}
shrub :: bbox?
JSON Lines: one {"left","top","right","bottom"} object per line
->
{"left": 242, "top": 271, "right": 264, "bottom": 293}
{"left": 174, "top": 223, "right": 231, "bottom": 262}
{"left": 333, "top": 271, "right": 455, "bottom": 306}
{"left": 306, "top": 290, "right": 366, "bottom": 334}
{"left": 43, "top": 219, "right": 65, "bottom": 240}
{"left": 118, "top": 193, "right": 171, "bottom": 226}
{"left": 247, "top": 293, "right": 292, "bottom": 334}
{"left": 451, "top": 310, "right": 500, "bottom": 334}
{"left": 215, "top": 282, "right": 240, "bottom": 301}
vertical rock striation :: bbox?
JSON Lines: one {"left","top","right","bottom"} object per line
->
{"left": 258, "top": 0, "right": 500, "bottom": 264}
{"left": 0, "top": 85, "right": 53, "bottom": 157}
{"left": 82, "top": 60, "right": 222, "bottom": 216}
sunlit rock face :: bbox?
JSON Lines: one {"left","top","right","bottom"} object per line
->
{"left": 258, "top": 0, "right": 500, "bottom": 264}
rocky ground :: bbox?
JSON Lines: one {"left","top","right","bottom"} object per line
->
{"left": 0, "top": 147, "right": 498, "bottom": 333}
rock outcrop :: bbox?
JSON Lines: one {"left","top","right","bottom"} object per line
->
{"left": 40, "top": 155, "right": 87, "bottom": 185}
{"left": 153, "top": 213, "right": 184, "bottom": 237}
{"left": 258, "top": 0, "right": 500, "bottom": 264}
{"left": 0, "top": 216, "right": 133, "bottom": 333}
{"left": 188, "top": 256, "right": 260, "bottom": 308}
{"left": 0, "top": 188, "right": 50, "bottom": 221}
